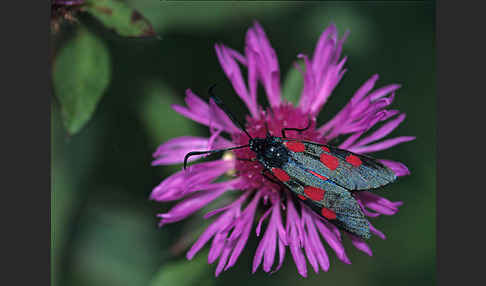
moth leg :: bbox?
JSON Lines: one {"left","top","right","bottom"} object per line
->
{"left": 281, "top": 115, "right": 313, "bottom": 138}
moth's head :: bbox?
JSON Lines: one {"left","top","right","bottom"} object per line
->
{"left": 249, "top": 136, "right": 283, "bottom": 157}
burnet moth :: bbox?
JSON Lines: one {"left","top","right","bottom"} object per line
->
{"left": 184, "top": 86, "right": 397, "bottom": 240}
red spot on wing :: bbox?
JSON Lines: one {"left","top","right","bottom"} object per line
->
{"left": 298, "top": 194, "right": 307, "bottom": 200}
{"left": 320, "top": 153, "right": 339, "bottom": 170}
{"left": 304, "top": 186, "right": 326, "bottom": 201}
{"left": 346, "top": 154, "right": 362, "bottom": 167}
{"left": 284, "top": 141, "right": 306, "bottom": 152}
{"left": 321, "top": 208, "right": 337, "bottom": 220}
{"left": 271, "top": 168, "right": 290, "bottom": 182}
{"left": 321, "top": 146, "right": 330, "bottom": 153}
{"left": 307, "top": 170, "right": 328, "bottom": 181}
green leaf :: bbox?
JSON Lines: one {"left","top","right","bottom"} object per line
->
{"left": 281, "top": 60, "right": 305, "bottom": 106}
{"left": 53, "top": 27, "right": 111, "bottom": 135}
{"left": 150, "top": 251, "right": 213, "bottom": 286}
{"left": 84, "top": 0, "right": 155, "bottom": 37}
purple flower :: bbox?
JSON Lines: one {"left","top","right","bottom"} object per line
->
{"left": 151, "top": 21, "right": 414, "bottom": 277}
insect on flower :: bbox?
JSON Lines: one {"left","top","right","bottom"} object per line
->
{"left": 151, "top": 21, "right": 414, "bottom": 277}
{"left": 184, "top": 87, "right": 397, "bottom": 240}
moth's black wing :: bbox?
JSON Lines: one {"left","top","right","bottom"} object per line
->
{"left": 285, "top": 139, "right": 397, "bottom": 191}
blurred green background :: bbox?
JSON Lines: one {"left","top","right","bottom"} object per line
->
{"left": 51, "top": 1, "right": 435, "bottom": 286}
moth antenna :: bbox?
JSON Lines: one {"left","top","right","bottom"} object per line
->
{"left": 281, "top": 115, "right": 313, "bottom": 138}
{"left": 184, "top": 144, "right": 250, "bottom": 169}
{"left": 208, "top": 84, "right": 253, "bottom": 140}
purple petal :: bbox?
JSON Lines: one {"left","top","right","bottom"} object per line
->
{"left": 245, "top": 46, "right": 258, "bottom": 117}
{"left": 348, "top": 234, "right": 373, "bottom": 256}
{"left": 225, "top": 221, "right": 252, "bottom": 270}
{"left": 349, "top": 136, "right": 416, "bottom": 154}
{"left": 309, "top": 57, "right": 347, "bottom": 114}
{"left": 380, "top": 159, "right": 411, "bottom": 176}
{"left": 369, "top": 84, "right": 401, "bottom": 101}
{"left": 272, "top": 238, "right": 286, "bottom": 273}
{"left": 318, "top": 101, "right": 353, "bottom": 139}
{"left": 338, "top": 131, "right": 364, "bottom": 150}
{"left": 215, "top": 44, "right": 255, "bottom": 113}
{"left": 354, "top": 113, "right": 406, "bottom": 147}
{"left": 364, "top": 210, "right": 381, "bottom": 218}
{"left": 172, "top": 89, "right": 239, "bottom": 133}
{"left": 153, "top": 136, "right": 207, "bottom": 158}
{"left": 302, "top": 211, "right": 330, "bottom": 272}
{"left": 245, "top": 21, "right": 281, "bottom": 108}
{"left": 307, "top": 224, "right": 330, "bottom": 272}
{"left": 361, "top": 201, "right": 381, "bottom": 217}
{"left": 225, "top": 191, "right": 261, "bottom": 269}
{"left": 334, "top": 29, "right": 349, "bottom": 67}
{"left": 150, "top": 160, "right": 233, "bottom": 202}
{"left": 350, "top": 94, "right": 394, "bottom": 122}
{"left": 285, "top": 196, "right": 308, "bottom": 276}
{"left": 289, "top": 242, "right": 308, "bottom": 277}
{"left": 256, "top": 207, "right": 272, "bottom": 237}
{"left": 358, "top": 192, "right": 402, "bottom": 216}
{"left": 336, "top": 109, "right": 389, "bottom": 141}
{"left": 311, "top": 24, "right": 337, "bottom": 77}
{"left": 263, "top": 205, "right": 281, "bottom": 272}
{"left": 185, "top": 88, "right": 207, "bottom": 110}
{"left": 317, "top": 74, "right": 406, "bottom": 145}
{"left": 263, "top": 231, "right": 277, "bottom": 272}
{"left": 186, "top": 193, "right": 246, "bottom": 260}
{"left": 152, "top": 135, "right": 231, "bottom": 166}
{"left": 369, "top": 222, "right": 386, "bottom": 240}
{"left": 286, "top": 194, "right": 305, "bottom": 246}
{"left": 215, "top": 244, "right": 232, "bottom": 277}
{"left": 301, "top": 215, "right": 319, "bottom": 273}
{"left": 225, "top": 196, "right": 255, "bottom": 241}
{"left": 208, "top": 231, "right": 226, "bottom": 264}
{"left": 313, "top": 39, "right": 336, "bottom": 89}
{"left": 351, "top": 74, "right": 379, "bottom": 105}
{"left": 253, "top": 195, "right": 287, "bottom": 274}
{"left": 314, "top": 218, "right": 350, "bottom": 264}
{"left": 252, "top": 238, "right": 265, "bottom": 273}
{"left": 299, "top": 24, "right": 347, "bottom": 114}
{"left": 208, "top": 99, "right": 242, "bottom": 134}
{"left": 157, "top": 186, "right": 229, "bottom": 225}
{"left": 187, "top": 211, "right": 233, "bottom": 259}
{"left": 204, "top": 205, "right": 232, "bottom": 219}
{"left": 227, "top": 48, "right": 247, "bottom": 66}
{"left": 297, "top": 54, "right": 316, "bottom": 111}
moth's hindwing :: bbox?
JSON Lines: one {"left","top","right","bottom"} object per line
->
{"left": 275, "top": 157, "right": 371, "bottom": 239}
{"left": 283, "top": 139, "right": 397, "bottom": 191}
{"left": 271, "top": 143, "right": 370, "bottom": 239}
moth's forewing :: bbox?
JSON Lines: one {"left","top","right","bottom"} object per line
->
{"left": 286, "top": 139, "right": 396, "bottom": 191}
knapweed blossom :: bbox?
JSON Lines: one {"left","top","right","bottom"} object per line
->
{"left": 151, "top": 22, "right": 414, "bottom": 277}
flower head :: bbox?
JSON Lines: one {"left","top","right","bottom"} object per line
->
{"left": 151, "top": 21, "right": 414, "bottom": 277}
